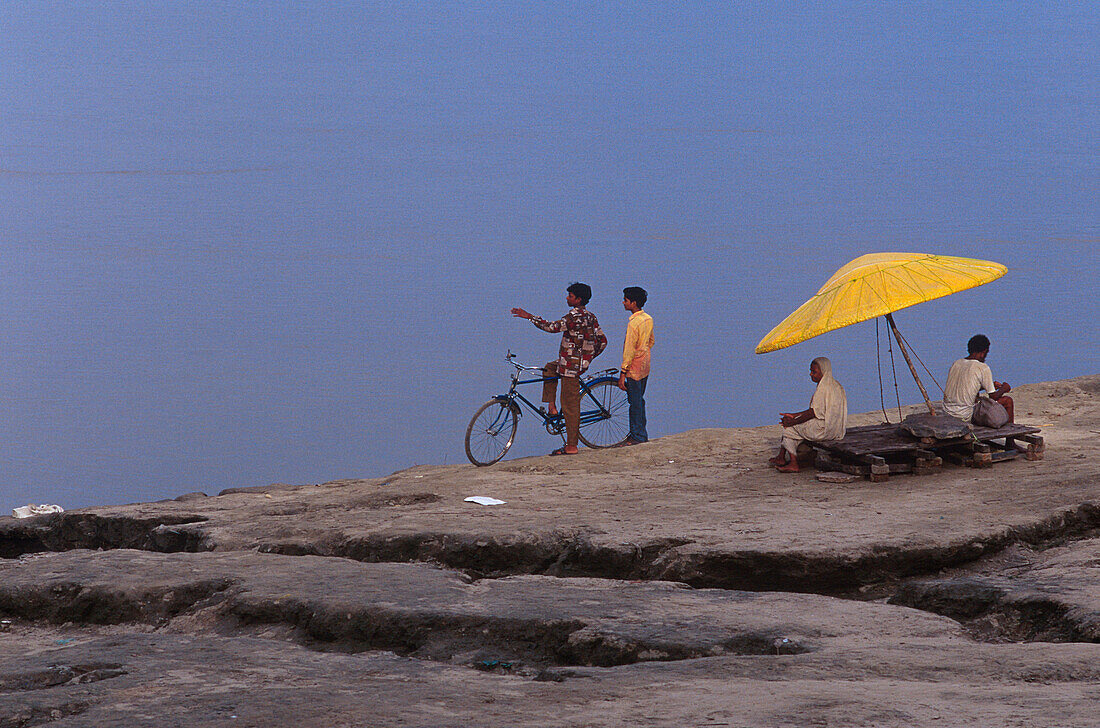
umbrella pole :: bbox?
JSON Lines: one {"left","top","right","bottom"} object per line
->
{"left": 884, "top": 313, "right": 937, "bottom": 416}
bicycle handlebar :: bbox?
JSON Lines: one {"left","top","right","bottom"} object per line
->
{"left": 505, "top": 351, "right": 618, "bottom": 379}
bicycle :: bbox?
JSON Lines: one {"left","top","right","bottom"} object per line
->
{"left": 464, "top": 351, "right": 631, "bottom": 466}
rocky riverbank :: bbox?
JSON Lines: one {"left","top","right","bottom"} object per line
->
{"left": 1, "top": 374, "right": 1098, "bottom": 727}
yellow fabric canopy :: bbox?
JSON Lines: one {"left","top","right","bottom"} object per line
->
{"left": 755, "top": 253, "right": 1007, "bottom": 354}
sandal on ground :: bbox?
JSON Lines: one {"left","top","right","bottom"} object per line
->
{"left": 549, "top": 447, "right": 574, "bottom": 456}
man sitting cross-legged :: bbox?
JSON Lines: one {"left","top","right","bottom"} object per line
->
{"left": 942, "top": 334, "right": 1013, "bottom": 427}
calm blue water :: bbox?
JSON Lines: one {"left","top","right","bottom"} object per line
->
{"left": 2, "top": 3, "right": 1097, "bottom": 509}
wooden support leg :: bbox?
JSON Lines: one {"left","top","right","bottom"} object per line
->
{"left": 866, "top": 455, "right": 890, "bottom": 483}
{"left": 944, "top": 449, "right": 969, "bottom": 467}
{"left": 973, "top": 443, "right": 993, "bottom": 469}
{"left": 1013, "top": 434, "right": 1045, "bottom": 461}
{"left": 815, "top": 449, "right": 840, "bottom": 472}
{"left": 914, "top": 448, "right": 943, "bottom": 475}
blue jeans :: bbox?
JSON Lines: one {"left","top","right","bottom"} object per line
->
{"left": 625, "top": 376, "right": 648, "bottom": 442}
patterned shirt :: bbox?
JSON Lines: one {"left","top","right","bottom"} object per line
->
{"left": 531, "top": 307, "right": 608, "bottom": 377}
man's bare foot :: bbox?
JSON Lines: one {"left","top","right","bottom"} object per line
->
{"left": 768, "top": 454, "right": 786, "bottom": 466}
{"left": 775, "top": 461, "right": 800, "bottom": 473}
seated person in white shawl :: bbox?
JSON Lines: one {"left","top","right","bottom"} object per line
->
{"left": 769, "top": 357, "right": 847, "bottom": 473}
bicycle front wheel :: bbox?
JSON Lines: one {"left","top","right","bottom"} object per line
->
{"left": 577, "top": 378, "right": 630, "bottom": 448}
{"left": 465, "top": 399, "right": 519, "bottom": 466}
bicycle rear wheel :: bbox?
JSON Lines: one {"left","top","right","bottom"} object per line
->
{"left": 577, "top": 379, "right": 630, "bottom": 448}
{"left": 465, "top": 399, "right": 519, "bottom": 466}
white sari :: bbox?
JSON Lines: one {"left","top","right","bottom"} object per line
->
{"left": 781, "top": 357, "right": 848, "bottom": 455}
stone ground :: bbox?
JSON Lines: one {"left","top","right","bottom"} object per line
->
{"left": 0, "top": 375, "right": 1098, "bottom": 727}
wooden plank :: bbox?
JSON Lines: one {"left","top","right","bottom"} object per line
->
{"left": 817, "top": 434, "right": 926, "bottom": 456}
{"left": 969, "top": 424, "right": 1041, "bottom": 440}
{"left": 813, "top": 450, "right": 868, "bottom": 476}
{"left": 808, "top": 422, "right": 1041, "bottom": 480}
{"left": 815, "top": 423, "right": 1042, "bottom": 458}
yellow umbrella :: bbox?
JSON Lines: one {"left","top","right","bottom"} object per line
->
{"left": 755, "top": 252, "right": 1007, "bottom": 414}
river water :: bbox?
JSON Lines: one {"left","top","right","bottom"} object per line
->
{"left": 2, "top": 3, "right": 1097, "bottom": 509}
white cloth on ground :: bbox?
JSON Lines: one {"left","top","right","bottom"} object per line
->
{"left": 781, "top": 357, "right": 848, "bottom": 455}
{"left": 942, "top": 357, "right": 996, "bottom": 422}
{"left": 12, "top": 504, "right": 64, "bottom": 519}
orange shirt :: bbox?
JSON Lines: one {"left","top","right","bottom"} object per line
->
{"left": 621, "top": 310, "right": 654, "bottom": 380}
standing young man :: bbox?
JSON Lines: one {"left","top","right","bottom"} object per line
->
{"left": 511, "top": 282, "right": 607, "bottom": 455}
{"left": 617, "top": 286, "right": 654, "bottom": 446}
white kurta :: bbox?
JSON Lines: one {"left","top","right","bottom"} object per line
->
{"left": 781, "top": 357, "right": 848, "bottom": 455}
{"left": 942, "top": 358, "right": 996, "bottom": 422}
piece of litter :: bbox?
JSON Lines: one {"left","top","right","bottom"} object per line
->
{"left": 668, "top": 460, "right": 675, "bottom": 464}
{"left": 464, "top": 496, "right": 506, "bottom": 506}
{"left": 263, "top": 494, "right": 273, "bottom": 499}
{"left": 12, "top": 504, "right": 64, "bottom": 519}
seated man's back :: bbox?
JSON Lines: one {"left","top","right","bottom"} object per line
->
{"left": 943, "top": 357, "right": 994, "bottom": 421}
{"left": 942, "top": 334, "right": 1013, "bottom": 426}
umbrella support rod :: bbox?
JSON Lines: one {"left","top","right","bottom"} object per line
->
{"left": 884, "top": 313, "right": 937, "bottom": 416}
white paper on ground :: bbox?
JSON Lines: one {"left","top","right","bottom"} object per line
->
{"left": 463, "top": 496, "right": 506, "bottom": 506}
{"left": 12, "top": 504, "right": 64, "bottom": 519}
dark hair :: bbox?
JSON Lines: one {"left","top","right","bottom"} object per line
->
{"left": 967, "top": 334, "right": 990, "bottom": 354}
{"left": 622, "top": 286, "right": 647, "bottom": 308}
{"left": 567, "top": 282, "right": 592, "bottom": 305}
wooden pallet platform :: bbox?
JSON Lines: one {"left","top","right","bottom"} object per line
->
{"left": 811, "top": 422, "right": 1043, "bottom": 482}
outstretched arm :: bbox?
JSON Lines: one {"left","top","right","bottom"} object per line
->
{"left": 513, "top": 308, "right": 566, "bottom": 333}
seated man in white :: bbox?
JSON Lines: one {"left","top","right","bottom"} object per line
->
{"left": 943, "top": 334, "right": 1013, "bottom": 426}
{"left": 769, "top": 357, "right": 847, "bottom": 473}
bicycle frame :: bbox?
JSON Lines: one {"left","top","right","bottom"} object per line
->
{"left": 465, "top": 351, "right": 629, "bottom": 465}
{"left": 493, "top": 354, "right": 618, "bottom": 431}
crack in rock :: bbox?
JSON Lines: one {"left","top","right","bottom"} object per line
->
{"left": 889, "top": 537, "right": 1100, "bottom": 643}
{"left": 0, "top": 515, "right": 210, "bottom": 559}
{"left": 0, "top": 665, "right": 126, "bottom": 693}
{"left": 891, "top": 578, "right": 1095, "bottom": 643}
{"left": 0, "top": 551, "right": 964, "bottom": 671}
{"left": 0, "top": 700, "right": 91, "bottom": 728}
{"left": 0, "top": 576, "right": 234, "bottom": 625}
{"left": 252, "top": 501, "right": 1100, "bottom": 593}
